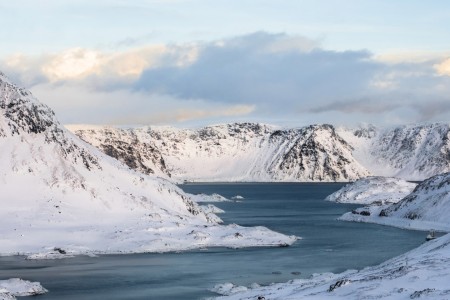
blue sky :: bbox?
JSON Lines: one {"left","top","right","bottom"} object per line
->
{"left": 1, "top": 0, "right": 450, "bottom": 126}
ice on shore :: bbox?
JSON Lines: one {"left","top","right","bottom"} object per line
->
{"left": 0, "top": 278, "right": 47, "bottom": 299}
{"left": 190, "top": 193, "right": 230, "bottom": 202}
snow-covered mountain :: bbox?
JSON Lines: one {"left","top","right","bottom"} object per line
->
{"left": 70, "top": 123, "right": 370, "bottom": 182}
{"left": 70, "top": 122, "right": 450, "bottom": 182}
{"left": 0, "top": 71, "right": 296, "bottom": 256}
{"left": 338, "top": 123, "right": 450, "bottom": 180}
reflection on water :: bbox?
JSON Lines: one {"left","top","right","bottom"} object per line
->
{"left": 0, "top": 183, "right": 425, "bottom": 299}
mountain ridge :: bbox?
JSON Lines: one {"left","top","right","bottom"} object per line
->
{"left": 69, "top": 121, "right": 450, "bottom": 182}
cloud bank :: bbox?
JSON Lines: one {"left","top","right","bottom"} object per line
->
{"left": 2, "top": 32, "right": 450, "bottom": 126}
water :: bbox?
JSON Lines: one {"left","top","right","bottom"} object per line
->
{"left": 0, "top": 183, "right": 426, "bottom": 299}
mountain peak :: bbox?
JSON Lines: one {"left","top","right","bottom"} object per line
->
{"left": 0, "top": 71, "right": 59, "bottom": 136}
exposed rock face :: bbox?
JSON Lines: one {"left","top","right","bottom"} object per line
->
{"left": 269, "top": 125, "right": 368, "bottom": 181}
{"left": 370, "top": 124, "right": 450, "bottom": 180}
{"left": 0, "top": 71, "right": 100, "bottom": 172}
{"left": 75, "top": 127, "right": 169, "bottom": 177}
{"left": 71, "top": 123, "right": 370, "bottom": 182}
{"left": 338, "top": 123, "right": 450, "bottom": 181}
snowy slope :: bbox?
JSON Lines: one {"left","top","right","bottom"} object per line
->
{"left": 340, "top": 172, "right": 450, "bottom": 232}
{"left": 326, "top": 176, "right": 417, "bottom": 204}
{"left": 0, "top": 71, "right": 296, "bottom": 256}
{"left": 215, "top": 232, "right": 450, "bottom": 300}
{"left": 70, "top": 123, "right": 370, "bottom": 182}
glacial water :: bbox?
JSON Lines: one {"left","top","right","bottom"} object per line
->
{"left": 0, "top": 183, "right": 426, "bottom": 299}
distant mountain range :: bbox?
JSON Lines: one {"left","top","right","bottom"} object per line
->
{"left": 69, "top": 122, "right": 450, "bottom": 182}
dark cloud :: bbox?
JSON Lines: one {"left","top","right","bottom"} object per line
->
{"left": 134, "top": 32, "right": 382, "bottom": 110}
{"left": 310, "top": 98, "right": 403, "bottom": 114}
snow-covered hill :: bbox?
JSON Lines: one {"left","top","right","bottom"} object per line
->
{"left": 70, "top": 122, "right": 450, "bottom": 182}
{"left": 380, "top": 172, "right": 450, "bottom": 224}
{"left": 326, "top": 176, "right": 417, "bottom": 204}
{"left": 340, "top": 172, "right": 450, "bottom": 232}
{"left": 70, "top": 123, "right": 370, "bottom": 182}
{"left": 0, "top": 71, "right": 296, "bottom": 256}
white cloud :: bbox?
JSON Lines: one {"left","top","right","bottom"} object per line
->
{"left": 3, "top": 32, "right": 450, "bottom": 126}
{"left": 30, "top": 83, "right": 254, "bottom": 125}
{"left": 0, "top": 44, "right": 197, "bottom": 86}
{"left": 42, "top": 48, "right": 102, "bottom": 81}
{"left": 434, "top": 58, "right": 450, "bottom": 76}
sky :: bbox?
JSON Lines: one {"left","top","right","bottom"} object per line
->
{"left": 1, "top": 0, "right": 450, "bottom": 127}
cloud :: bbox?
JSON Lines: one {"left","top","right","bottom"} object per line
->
{"left": 3, "top": 32, "right": 450, "bottom": 126}
{"left": 0, "top": 44, "right": 196, "bottom": 87}
{"left": 310, "top": 98, "right": 403, "bottom": 114}
{"left": 434, "top": 58, "right": 450, "bottom": 76}
{"left": 135, "top": 32, "right": 378, "bottom": 109}
{"left": 30, "top": 83, "right": 254, "bottom": 125}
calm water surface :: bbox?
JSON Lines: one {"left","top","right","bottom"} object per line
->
{"left": 0, "top": 183, "right": 426, "bottom": 299}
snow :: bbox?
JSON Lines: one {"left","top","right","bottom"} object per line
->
{"left": 0, "top": 278, "right": 47, "bottom": 299}
{"left": 70, "top": 124, "right": 370, "bottom": 182}
{"left": 0, "top": 72, "right": 297, "bottom": 257}
{"left": 72, "top": 122, "right": 450, "bottom": 183}
{"left": 339, "top": 172, "right": 450, "bottom": 232}
{"left": 214, "top": 233, "right": 450, "bottom": 299}
{"left": 337, "top": 123, "right": 450, "bottom": 181}
{"left": 190, "top": 193, "right": 231, "bottom": 203}
{"left": 210, "top": 282, "right": 254, "bottom": 296}
{"left": 326, "top": 176, "right": 417, "bottom": 205}
{"left": 199, "top": 204, "right": 225, "bottom": 214}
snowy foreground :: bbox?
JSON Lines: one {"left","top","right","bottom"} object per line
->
{"left": 214, "top": 233, "right": 450, "bottom": 300}
{"left": 0, "top": 278, "right": 47, "bottom": 300}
